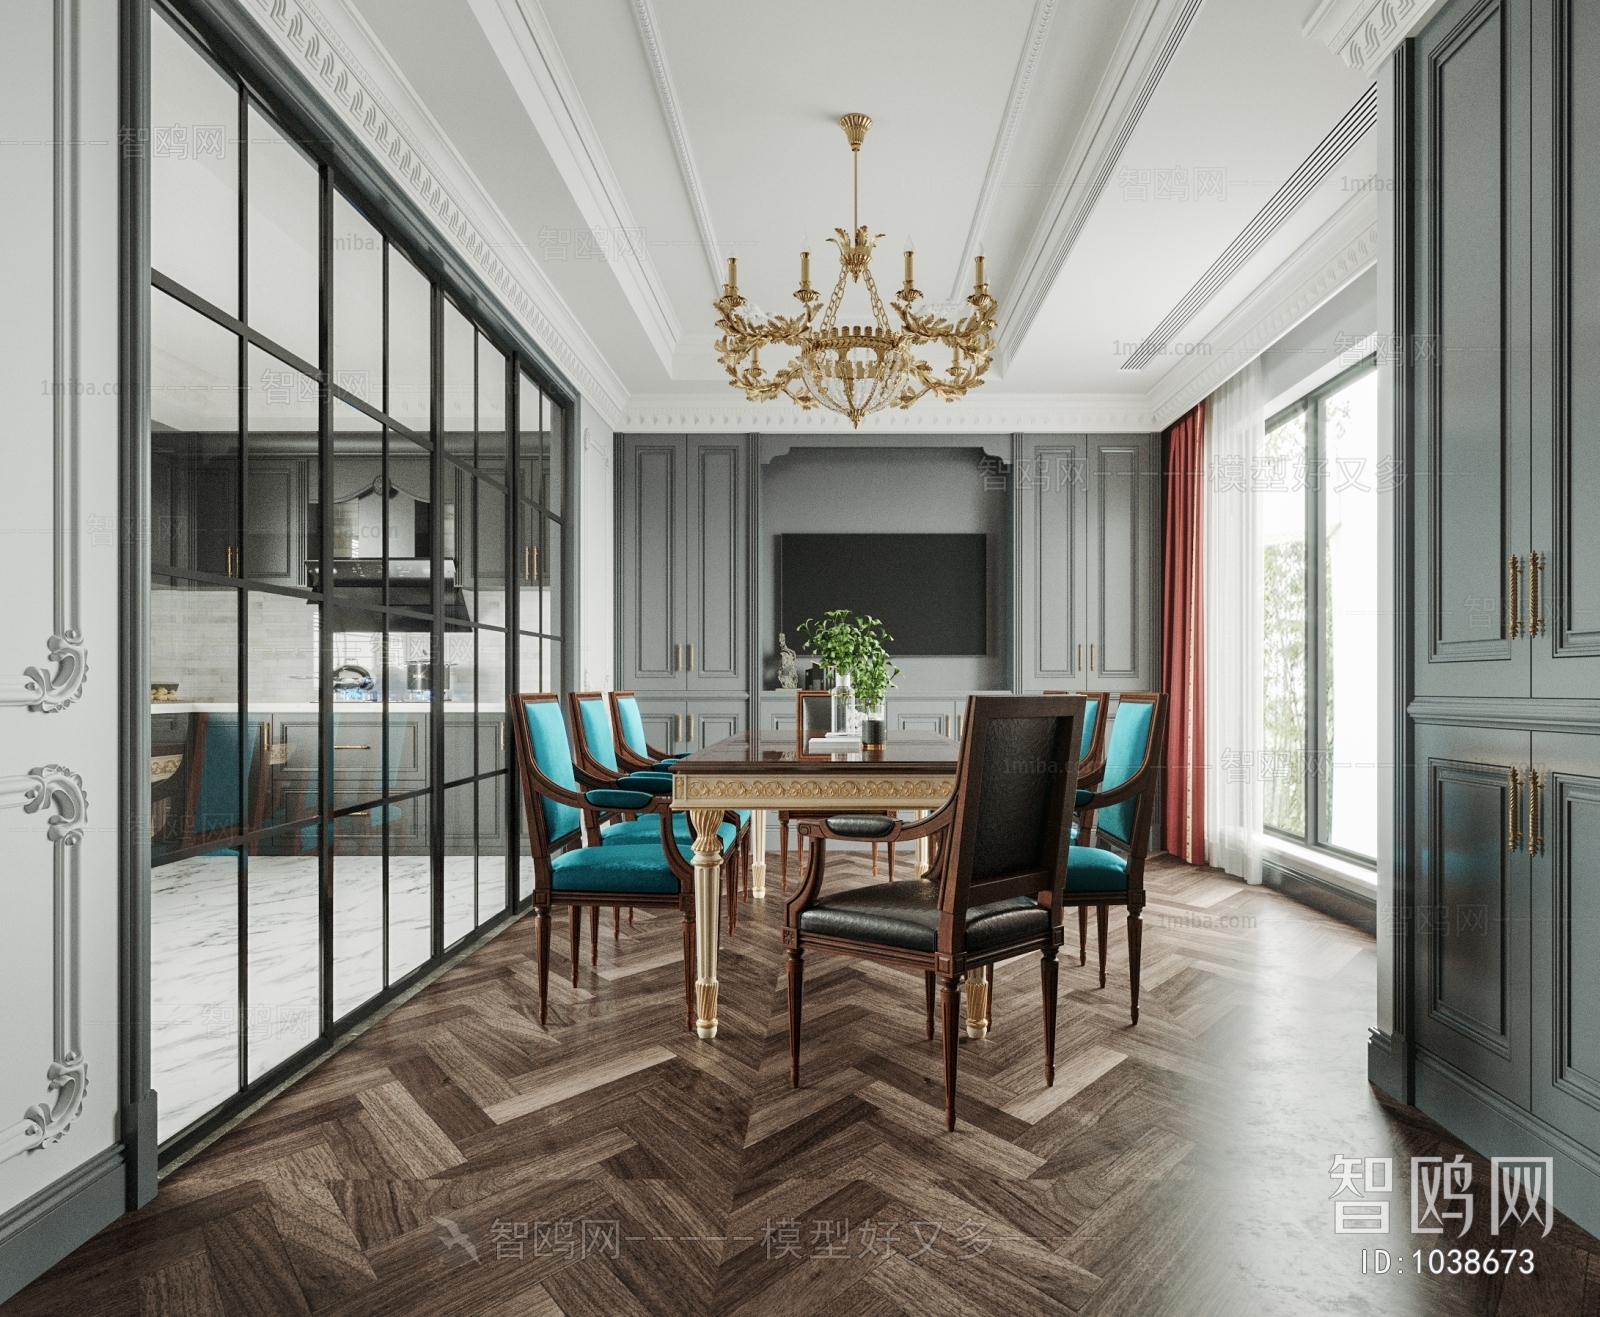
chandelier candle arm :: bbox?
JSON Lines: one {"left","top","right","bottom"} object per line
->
{"left": 712, "top": 113, "right": 997, "bottom": 428}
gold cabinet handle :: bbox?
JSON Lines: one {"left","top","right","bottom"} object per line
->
{"left": 1077, "top": 643, "right": 1083, "bottom": 670}
{"left": 1529, "top": 767, "right": 1543, "bottom": 856}
{"left": 1528, "top": 551, "right": 1543, "bottom": 638}
{"left": 1089, "top": 643, "right": 1096, "bottom": 671}
{"left": 334, "top": 744, "right": 372, "bottom": 751}
{"left": 1508, "top": 555, "right": 1522, "bottom": 639}
{"left": 687, "top": 643, "right": 695, "bottom": 672}
{"left": 1508, "top": 767, "right": 1522, "bottom": 852}
{"left": 687, "top": 712, "right": 696, "bottom": 741}
{"left": 675, "top": 643, "right": 683, "bottom": 673}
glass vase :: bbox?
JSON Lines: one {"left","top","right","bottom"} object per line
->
{"left": 831, "top": 675, "right": 857, "bottom": 736}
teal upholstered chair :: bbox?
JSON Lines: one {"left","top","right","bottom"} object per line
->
{"left": 1065, "top": 691, "right": 1168, "bottom": 1023}
{"left": 178, "top": 712, "right": 269, "bottom": 851}
{"left": 608, "top": 690, "right": 681, "bottom": 771}
{"left": 511, "top": 692, "right": 703, "bottom": 1028}
{"left": 571, "top": 691, "right": 752, "bottom": 935}
{"left": 1045, "top": 689, "right": 1110, "bottom": 916}
{"left": 785, "top": 694, "right": 1086, "bottom": 1130}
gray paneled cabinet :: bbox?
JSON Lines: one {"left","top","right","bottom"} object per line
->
{"left": 634, "top": 697, "right": 747, "bottom": 755}
{"left": 1017, "top": 433, "right": 1160, "bottom": 694}
{"left": 1402, "top": 0, "right": 1600, "bottom": 1200}
{"left": 617, "top": 434, "right": 747, "bottom": 694}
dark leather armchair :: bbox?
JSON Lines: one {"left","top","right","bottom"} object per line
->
{"left": 783, "top": 694, "right": 1085, "bottom": 1130}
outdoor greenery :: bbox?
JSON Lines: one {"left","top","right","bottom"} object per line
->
{"left": 797, "top": 610, "right": 900, "bottom": 712}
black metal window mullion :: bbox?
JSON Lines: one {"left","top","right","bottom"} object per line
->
{"left": 380, "top": 236, "right": 392, "bottom": 991}
{"left": 317, "top": 160, "right": 335, "bottom": 1039}
{"left": 1305, "top": 400, "right": 1327, "bottom": 851}
{"left": 430, "top": 286, "right": 445, "bottom": 960}
{"left": 234, "top": 76, "right": 251, "bottom": 1093}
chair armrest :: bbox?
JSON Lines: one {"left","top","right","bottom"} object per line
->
{"left": 797, "top": 801, "right": 954, "bottom": 847}
{"left": 585, "top": 789, "right": 655, "bottom": 811}
{"left": 617, "top": 771, "right": 675, "bottom": 794}
{"left": 1077, "top": 773, "right": 1148, "bottom": 814}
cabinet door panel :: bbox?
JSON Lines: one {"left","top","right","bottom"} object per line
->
{"left": 1413, "top": 722, "right": 1531, "bottom": 1107}
{"left": 686, "top": 437, "right": 745, "bottom": 691}
{"left": 1530, "top": 732, "right": 1600, "bottom": 1148}
{"left": 1414, "top": 0, "right": 1531, "bottom": 695}
{"left": 689, "top": 700, "right": 744, "bottom": 750}
{"left": 1020, "top": 437, "right": 1085, "bottom": 688}
{"left": 1087, "top": 436, "right": 1155, "bottom": 691}
{"left": 620, "top": 438, "right": 684, "bottom": 690}
{"left": 635, "top": 698, "right": 685, "bottom": 755}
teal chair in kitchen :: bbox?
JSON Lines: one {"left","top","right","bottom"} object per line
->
{"left": 511, "top": 691, "right": 709, "bottom": 1028}
{"left": 178, "top": 712, "right": 269, "bottom": 852}
{"left": 1045, "top": 690, "right": 1110, "bottom": 964}
{"left": 1062, "top": 691, "right": 1168, "bottom": 1024}
{"left": 570, "top": 691, "right": 751, "bottom": 936}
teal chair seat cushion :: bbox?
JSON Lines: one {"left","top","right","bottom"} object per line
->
{"left": 617, "top": 771, "right": 675, "bottom": 794}
{"left": 1076, "top": 788, "right": 1094, "bottom": 808}
{"left": 586, "top": 789, "right": 654, "bottom": 811}
{"left": 601, "top": 817, "right": 736, "bottom": 859}
{"left": 1065, "top": 845, "right": 1129, "bottom": 892}
{"left": 549, "top": 845, "right": 680, "bottom": 894}
{"left": 797, "top": 880, "right": 1048, "bottom": 953}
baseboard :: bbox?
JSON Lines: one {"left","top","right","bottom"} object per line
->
{"left": 0, "top": 1146, "right": 126, "bottom": 1304}
{"left": 1368, "top": 1027, "right": 1410, "bottom": 1102}
{"left": 1415, "top": 1047, "right": 1600, "bottom": 1240}
{"left": 1261, "top": 858, "right": 1377, "bottom": 934}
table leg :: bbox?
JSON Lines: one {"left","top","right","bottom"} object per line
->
{"left": 916, "top": 809, "right": 930, "bottom": 877}
{"left": 965, "top": 965, "right": 991, "bottom": 1040}
{"left": 749, "top": 808, "right": 767, "bottom": 898}
{"left": 689, "top": 807, "right": 725, "bottom": 1039}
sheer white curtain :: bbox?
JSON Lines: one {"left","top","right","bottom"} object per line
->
{"left": 1204, "top": 361, "right": 1265, "bottom": 882}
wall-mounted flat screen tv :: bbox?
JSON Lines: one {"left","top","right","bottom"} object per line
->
{"left": 778, "top": 533, "right": 987, "bottom": 656}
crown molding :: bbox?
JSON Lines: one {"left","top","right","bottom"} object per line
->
{"left": 1304, "top": 0, "right": 1447, "bottom": 76}
{"left": 629, "top": 0, "right": 723, "bottom": 298}
{"left": 949, "top": 0, "right": 1059, "bottom": 302}
{"left": 998, "top": 0, "right": 1204, "bottom": 368}
{"left": 619, "top": 393, "right": 1157, "bottom": 435}
{"left": 1145, "top": 188, "right": 1379, "bottom": 429}
{"left": 241, "top": 0, "right": 628, "bottom": 425}
{"left": 468, "top": 0, "right": 680, "bottom": 370}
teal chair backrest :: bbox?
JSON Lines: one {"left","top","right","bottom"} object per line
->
{"left": 1080, "top": 697, "right": 1101, "bottom": 760}
{"left": 523, "top": 700, "right": 583, "bottom": 843}
{"left": 616, "top": 695, "right": 648, "bottom": 758}
{"left": 576, "top": 696, "right": 619, "bottom": 772}
{"left": 193, "top": 714, "right": 261, "bottom": 837}
{"left": 1097, "top": 700, "right": 1155, "bottom": 844}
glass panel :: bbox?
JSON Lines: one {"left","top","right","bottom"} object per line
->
{"left": 443, "top": 461, "right": 477, "bottom": 613}
{"left": 442, "top": 302, "right": 475, "bottom": 464}
{"left": 387, "top": 790, "right": 432, "bottom": 981}
{"left": 475, "top": 478, "right": 508, "bottom": 630}
{"left": 442, "top": 783, "right": 476, "bottom": 945}
{"left": 331, "top": 609, "right": 389, "bottom": 810}
{"left": 478, "top": 772, "right": 508, "bottom": 925}
{"left": 443, "top": 624, "right": 476, "bottom": 781}
{"left": 518, "top": 372, "right": 547, "bottom": 508}
{"left": 478, "top": 340, "right": 507, "bottom": 482}
{"left": 1322, "top": 370, "right": 1380, "bottom": 857}
{"left": 517, "top": 629, "right": 541, "bottom": 697}
{"left": 545, "top": 395, "right": 564, "bottom": 516}
{"left": 1261, "top": 410, "right": 1308, "bottom": 836}
{"left": 152, "top": 289, "right": 239, "bottom": 577}
{"left": 542, "top": 513, "right": 562, "bottom": 638}
{"left": 245, "top": 842, "right": 321, "bottom": 1081}
{"left": 516, "top": 499, "right": 543, "bottom": 639}
{"left": 151, "top": 846, "right": 240, "bottom": 1141}
{"left": 333, "top": 814, "right": 384, "bottom": 1020}
{"left": 245, "top": 103, "right": 319, "bottom": 362}
{"left": 478, "top": 627, "right": 509, "bottom": 767}
{"left": 151, "top": 576, "right": 240, "bottom": 857}
{"left": 245, "top": 344, "right": 317, "bottom": 586}
{"left": 151, "top": 15, "right": 237, "bottom": 315}
{"left": 326, "top": 401, "right": 385, "bottom": 618}
{"left": 387, "top": 430, "right": 435, "bottom": 618}
{"left": 388, "top": 249, "right": 431, "bottom": 431}
{"left": 248, "top": 589, "right": 319, "bottom": 831}
{"left": 333, "top": 192, "right": 383, "bottom": 409}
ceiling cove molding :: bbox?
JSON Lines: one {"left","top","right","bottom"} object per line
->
{"left": 1144, "top": 189, "right": 1379, "bottom": 428}
{"left": 0, "top": 766, "right": 88, "bottom": 1164}
{"left": 468, "top": 0, "right": 680, "bottom": 370}
{"left": 629, "top": 0, "right": 724, "bottom": 298}
{"left": 3, "top": 8, "right": 85, "bottom": 715}
{"left": 1121, "top": 82, "right": 1377, "bottom": 370}
{"left": 998, "top": 0, "right": 1205, "bottom": 369}
{"left": 243, "top": 0, "right": 628, "bottom": 425}
{"left": 1304, "top": 0, "right": 1447, "bottom": 76}
{"left": 618, "top": 394, "right": 1157, "bottom": 435}
{"left": 949, "top": 0, "right": 1059, "bottom": 301}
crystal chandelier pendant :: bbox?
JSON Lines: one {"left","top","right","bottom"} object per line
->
{"left": 712, "top": 115, "right": 998, "bottom": 428}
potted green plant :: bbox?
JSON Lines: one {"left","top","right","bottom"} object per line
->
{"left": 797, "top": 611, "right": 899, "bottom": 742}
{"left": 849, "top": 617, "right": 899, "bottom": 749}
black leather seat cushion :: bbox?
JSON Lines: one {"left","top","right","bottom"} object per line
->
{"left": 797, "top": 879, "right": 1049, "bottom": 953}
{"left": 824, "top": 814, "right": 896, "bottom": 838}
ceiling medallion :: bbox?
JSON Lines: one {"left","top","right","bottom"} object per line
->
{"left": 713, "top": 114, "right": 998, "bottom": 428}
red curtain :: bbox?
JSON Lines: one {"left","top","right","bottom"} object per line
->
{"left": 1162, "top": 404, "right": 1206, "bottom": 863}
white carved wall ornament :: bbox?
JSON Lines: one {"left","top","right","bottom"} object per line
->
{"left": 1304, "top": 0, "right": 1446, "bottom": 77}
{"left": 0, "top": 767, "right": 88, "bottom": 1163}
{"left": 2, "top": 0, "right": 86, "bottom": 715}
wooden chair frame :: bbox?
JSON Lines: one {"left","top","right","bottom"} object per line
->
{"left": 783, "top": 694, "right": 1085, "bottom": 1129}
{"left": 511, "top": 692, "right": 707, "bottom": 1029}
{"left": 779, "top": 689, "right": 893, "bottom": 888}
{"left": 607, "top": 689, "right": 674, "bottom": 772}
{"left": 1064, "top": 691, "right": 1169, "bottom": 1023}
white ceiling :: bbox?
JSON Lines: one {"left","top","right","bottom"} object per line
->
{"left": 308, "top": 0, "right": 1382, "bottom": 429}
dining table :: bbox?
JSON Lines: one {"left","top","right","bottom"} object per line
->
{"left": 670, "top": 728, "right": 961, "bottom": 1040}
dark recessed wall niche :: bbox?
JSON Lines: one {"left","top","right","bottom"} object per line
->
{"left": 760, "top": 447, "right": 1011, "bottom": 692}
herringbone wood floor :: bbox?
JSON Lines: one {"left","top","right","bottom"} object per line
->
{"left": 6, "top": 851, "right": 1600, "bottom": 1317}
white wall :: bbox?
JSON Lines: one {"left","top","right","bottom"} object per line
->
{"left": 576, "top": 406, "right": 614, "bottom": 690}
{"left": 0, "top": 0, "right": 123, "bottom": 1216}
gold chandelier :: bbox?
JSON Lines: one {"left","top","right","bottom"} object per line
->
{"left": 713, "top": 113, "right": 998, "bottom": 428}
